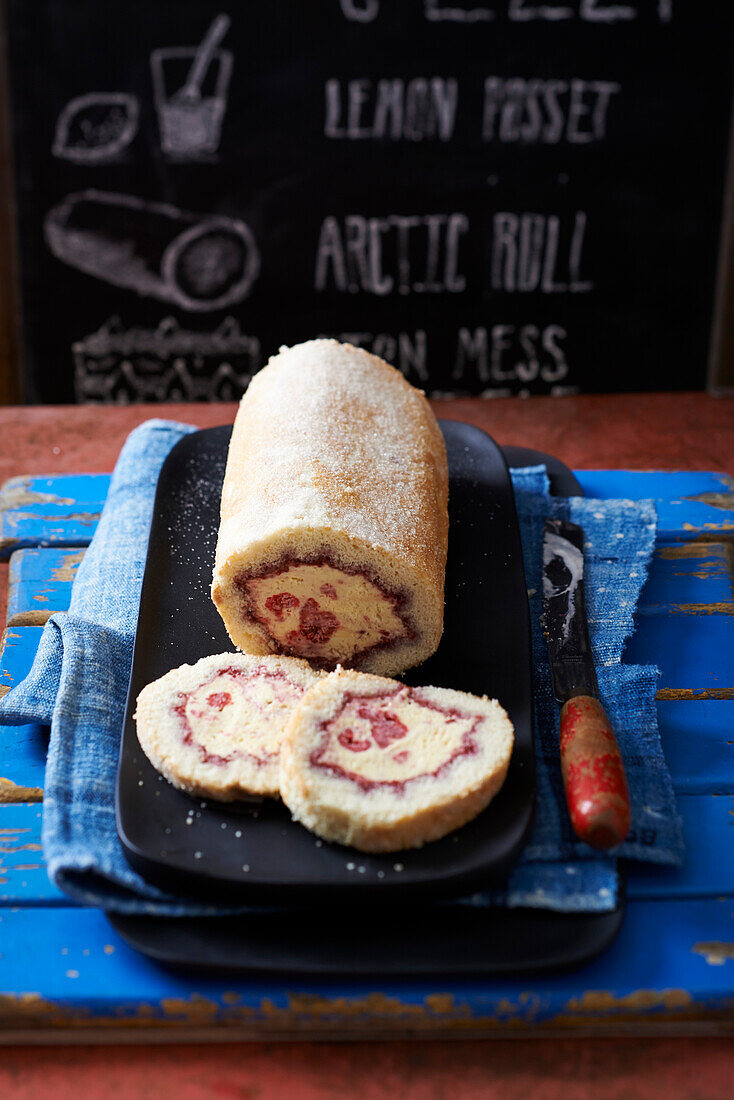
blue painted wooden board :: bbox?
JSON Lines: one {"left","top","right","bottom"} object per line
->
{"left": 624, "top": 614, "right": 734, "bottom": 695}
{"left": 0, "top": 899, "right": 732, "bottom": 1035}
{"left": 657, "top": 701, "right": 734, "bottom": 794}
{"left": 0, "top": 803, "right": 68, "bottom": 906}
{"left": 641, "top": 542, "right": 732, "bottom": 609}
{"left": 626, "top": 795, "right": 734, "bottom": 900}
{"left": 7, "top": 547, "right": 83, "bottom": 626}
{"left": 0, "top": 468, "right": 731, "bottom": 1037}
{"left": 0, "top": 474, "right": 108, "bottom": 559}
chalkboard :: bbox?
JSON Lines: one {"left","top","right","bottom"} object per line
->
{"left": 4, "top": 0, "right": 733, "bottom": 402}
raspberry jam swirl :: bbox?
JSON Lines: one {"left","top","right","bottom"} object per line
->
{"left": 236, "top": 556, "right": 414, "bottom": 667}
{"left": 173, "top": 665, "right": 303, "bottom": 767}
{"left": 310, "top": 688, "right": 480, "bottom": 791}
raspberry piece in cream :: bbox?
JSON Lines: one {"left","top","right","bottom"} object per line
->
{"left": 281, "top": 669, "right": 515, "bottom": 852}
{"left": 362, "top": 706, "right": 408, "bottom": 749}
{"left": 265, "top": 592, "right": 300, "bottom": 621}
{"left": 206, "top": 691, "right": 232, "bottom": 711}
{"left": 299, "top": 598, "right": 339, "bottom": 645}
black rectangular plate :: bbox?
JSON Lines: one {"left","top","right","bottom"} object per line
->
{"left": 112, "top": 428, "right": 625, "bottom": 975}
{"left": 116, "top": 422, "right": 538, "bottom": 905}
{"left": 108, "top": 898, "right": 624, "bottom": 978}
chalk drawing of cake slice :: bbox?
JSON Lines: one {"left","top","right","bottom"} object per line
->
{"left": 52, "top": 93, "right": 140, "bottom": 164}
{"left": 45, "top": 190, "right": 260, "bottom": 312}
{"left": 72, "top": 316, "right": 261, "bottom": 403}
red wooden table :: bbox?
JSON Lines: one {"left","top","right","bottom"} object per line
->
{"left": 1, "top": 393, "right": 733, "bottom": 1099}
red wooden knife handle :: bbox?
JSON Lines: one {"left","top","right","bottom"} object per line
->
{"left": 559, "top": 695, "right": 631, "bottom": 851}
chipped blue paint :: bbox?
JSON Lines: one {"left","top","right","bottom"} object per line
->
{"left": 640, "top": 544, "right": 733, "bottom": 609}
{"left": 0, "top": 627, "right": 44, "bottom": 697}
{"left": 0, "top": 474, "right": 111, "bottom": 506}
{"left": 0, "top": 474, "right": 108, "bottom": 559}
{"left": 0, "top": 510, "right": 100, "bottom": 558}
{"left": 9, "top": 547, "right": 85, "bottom": 584}
{"left": 0, "top": 899, "right": 731, "bottom": 1030}
{"left": 0, "top": 804, "right": 67, "bottom": 905}
{"left": 0, "top": 627, "right": 48, "bottom": 792}
{"left": 7, "top": 547, "right": 80, "bottom": 624}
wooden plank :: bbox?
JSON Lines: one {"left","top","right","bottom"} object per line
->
{"left": 0, "top": 803, "right": 67, "bottom": 905}
{"left": 0, "top": 475, "right": 108, "bottom": 560}
{"left": 7, "top": 546, "right": 86, "bottom": 584}
{"left": 0, "top": 625, "right": 46, "bottom": 801}
{"left": 626, "top": 794, "right": 734, "bottom": 900}
{"left": 0, "top": 624, "right": 43, "bottom": 697}
{"left": 0, "top": 474, "right": 110, "bottom": 507}
{"left": 641, "top": 542, "right": 733, "bottom": 610}
{"left": 624, "top": 613, "right": 734, "bottom": 698}
{"left": 7, "top": 579, "right": 73, "bottom": 626}
{"left": 576, "top": 471, "right": 734, "bottom": 501}
{"left": 0, "top": 899, "right": 732, "bottom": 1038}
{"left": 0, "top": 718, "right": 46, "bottom": 800}
{"left": 0, "top": 507, "right": 100, "bottom": 560}
{"left": 657, "top": 701, "right": 734, "bottom": 795}
{"left": 7, "top": 547, "right": 83, "bottom": 626}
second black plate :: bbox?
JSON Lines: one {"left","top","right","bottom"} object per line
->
{"left": 116, "top": 421, "right": 535, "bottom": 905}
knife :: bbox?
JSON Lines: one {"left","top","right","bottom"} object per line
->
{"left": 542, "top": 518, "right": 631, "bottom": 851}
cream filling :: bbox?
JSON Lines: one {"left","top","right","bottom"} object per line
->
{"left": 184, "top": 670, "right": 302, "bottom": 761}
{"left": 317, "top": 692, "right": 476, "bottom": 783}
{"left": 245, "top": 563, "right": 406, "bottom": 662}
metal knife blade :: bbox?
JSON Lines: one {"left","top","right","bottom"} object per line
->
{"left": 541, "top": 518, "right": 631, "bottom": 851}
{"left": 541, "top": 518, "right": 599, "bottom": 703}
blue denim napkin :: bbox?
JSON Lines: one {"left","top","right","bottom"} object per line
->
{"left": 0, "top": 420, "right": 683, "bottom": 914}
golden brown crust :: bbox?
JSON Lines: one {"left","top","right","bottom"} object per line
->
{"left": 211, "top": 339, "right": 449, "bottom": 676}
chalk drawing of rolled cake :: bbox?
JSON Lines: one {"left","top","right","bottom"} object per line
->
{"left": 44, "top": 190, "right": 260, "bottom": 312}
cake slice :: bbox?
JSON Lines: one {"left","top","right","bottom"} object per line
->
{"left": 280, "top": 669, "right": 514, "bottom": 852}
{"left": 134, "top": 653, "right": 320, "bottom": 800}
{"left": 211, "top": 339, "right": 449, "bottom": 677}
